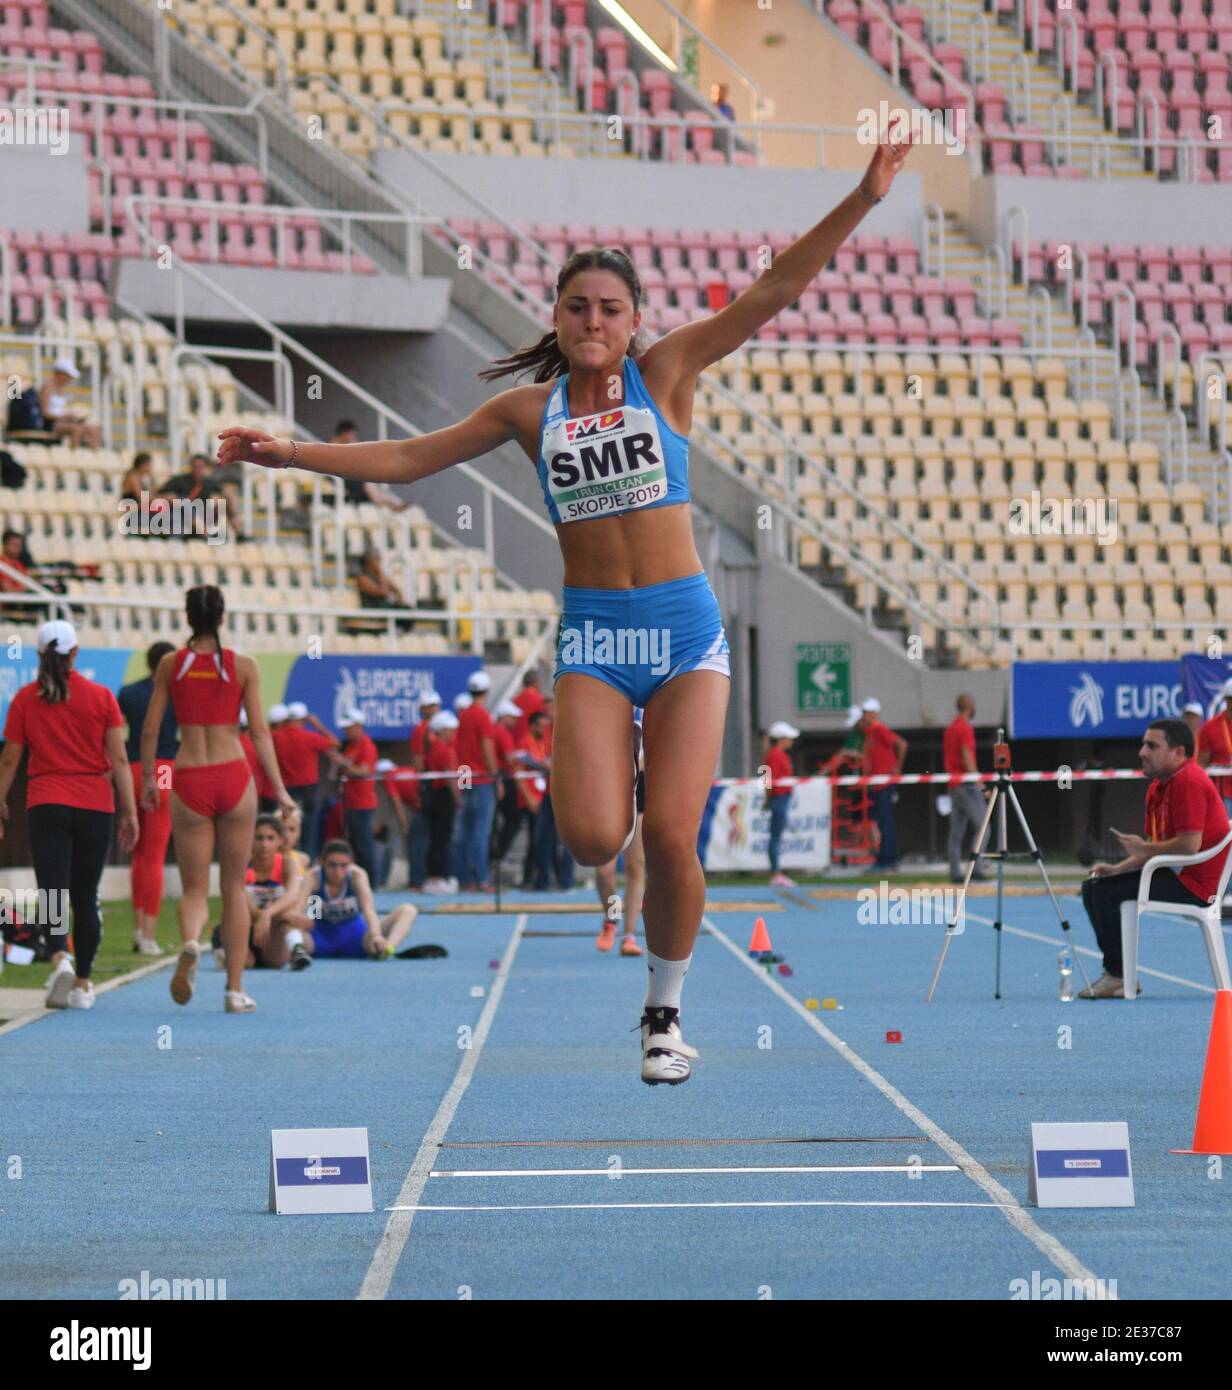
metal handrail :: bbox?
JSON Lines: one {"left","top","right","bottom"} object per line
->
{"left": 0, "top": 559, "right": 74, "bottom": 623}
{"left": 84, "top": 157, "right": 113, "bottom": 238}
{"left": 1001, "top": 203, "right": 1029, "bottom": 286}
{"left": 968, "top": 14, "right": 992, "bottom": 83}
{"left": 565, "top": 25, "right": 595, "bottom": 113}
{"left": 1017, "top": 0, "right": 1041, "bottom": 54}
{"left": 1155, "top": 322, "right": 1183, "bottom": 407}
{"left": 652, "top": 0, "right": 764, "bottom": 122}
{"left": 1027, "top": 285, "right": 1053, "bottom": 353}
{"left": 1107, "top": 282, "right": 1138, "bottom": 381}
{"left": 1196, "top": 352, "right": 1232, "bottom": 446}
{"left": 1049, "top": 92, "right": 1073, "bottom": 174}
{"left": 923, "top": 203, "right": 947, "bottom": 280}
{"left": 0, "top": 330, "right": 104, "bottom": 429}
{"left": 1008, "top": 51, "right": 1032, "bottom": 125}
{"left": 1136, "top": 89, "right": 1162, "bottom": 168}
{"left": 173, "top": 0, "right": 289, "bottom": 101}
{"left": 1055, "top": 10, "right": 1080, "bottom": 95}
{"left": 1094, "top": 50, "right": 1121, "bottom": 136}
{"left": 124, "top": 192, "right": 436, "bottom": 279}
{"left": 1065, "top": 242, "right": 1089, "bottom": 331}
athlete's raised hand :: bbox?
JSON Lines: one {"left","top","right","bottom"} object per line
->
{"left": 217, "top": 427, "right": 293, "bottom": 470}
{"left": 859, "top": 133, "right": 913, "bottom": 202}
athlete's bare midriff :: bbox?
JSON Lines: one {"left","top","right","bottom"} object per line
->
{"left": 176, "top": 724, "right": 245, "bottom": 769}
{"left": 507, "top": 375, "right": 704, "bottom": 591}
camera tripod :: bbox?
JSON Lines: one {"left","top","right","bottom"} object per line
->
{"left": 926, "top": 729, "right": 1094, "bottom": 1002}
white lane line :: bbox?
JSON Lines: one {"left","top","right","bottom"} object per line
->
{"left": 702, "top": 915, "right": 1116, "bottom": 1299}
{"left": 964, "top": 911, "right": 1216, "bottom": 995}
{"left": 429, "top": 1164, "right": 960, "bottom": 1178}
{"left": 389, "top": 1200, "right": 1011, "bottom": 1213}
{"left": 357, "top": 912, "right": 527, "bottom": 1301}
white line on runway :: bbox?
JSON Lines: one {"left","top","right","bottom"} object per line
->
{"left": 702, "top": 915, "right": 1117, "bottom": 1300}
{"left": 389, "top": 1200, "right": 1012, "bottom": 1213}
{"left": 964, "top": 910, "right": 1215, "bottom": 994}
{"left": 357, "top": 912, "right": 527, "bottom": 1301}
{"left": 428, "top": 1164, "right": 960, "bottom": 1177}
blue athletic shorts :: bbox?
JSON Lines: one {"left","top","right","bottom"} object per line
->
{"left": 554, "top": 570, "right": 731, "bottom": 708}
{"left": 312, "top": 915, "right": 368, "bottom": 959}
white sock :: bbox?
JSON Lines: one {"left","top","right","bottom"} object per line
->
{"left": 645, "top": 951, "right": 691, "bottom": 1010}
{"left": 284, "top": 929, "right": 304, "bottom": 949}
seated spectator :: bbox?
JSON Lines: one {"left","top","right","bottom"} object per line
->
{"left": 120, "top": 452, "right": 155, "bottom": 504}
{"left": 710, "top": 82, "right": 736, "bottom": 120}
{"left": 333, "top": 420, "right": 410, "bottom": 512}
{"left": 157, "top": 453, "right": 232, "bottom": 541}
{"left": 39, "top": 357, "right": 101, "bottom": 449}
{"left": 211, "top": 814, "right": 311, "bottom": 970}
{"left": 1079, "top": 718, "right": 1231, "bottom": 998}
{"left": 356, "top": 549, "right": 412, "bottom": 628}
{"left": 0, "top": 529, "right": 36, "bottom": 622}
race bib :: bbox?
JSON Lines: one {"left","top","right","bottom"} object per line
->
{"left": 543, "top": 402, "right": 668, "bottom": 522}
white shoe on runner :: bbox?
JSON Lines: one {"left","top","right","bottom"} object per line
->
{"left": 640, "top": 1006, "right": 699, "bottom": 1086}
{"left": 45, "top": 957, "right": 76, "bottom": 1009}
{"left": 68, "top": 984, "right": 95, "bottom": 1010}
{"left": 224, "top": 989, "right": 257, "bottom": 1013}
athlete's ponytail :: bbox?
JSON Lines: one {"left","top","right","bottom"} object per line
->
{"left": 37, "top": 648, "right": 72, "bottom": 705}
{"left": 479, "top": 247, "right": 649, "bottom": 385}
{"left": 185, "top": 584, "right": 225, "bottom": 647}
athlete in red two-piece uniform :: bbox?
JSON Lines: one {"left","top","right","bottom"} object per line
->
{"left": 140, "top": 585, "right": 293, "bottom": 1013}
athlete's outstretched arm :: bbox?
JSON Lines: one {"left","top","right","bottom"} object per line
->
{"left": 647, "top": 137, "right": 911, "bottom": 380}
{"left": 216, "top": 389, "right": 521, "bottom": 484}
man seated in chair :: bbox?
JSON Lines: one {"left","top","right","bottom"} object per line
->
{"left": 1079, "top": 718, "right": 1231, "bottom": 998}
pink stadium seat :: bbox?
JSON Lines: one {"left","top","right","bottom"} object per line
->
{"left": 828, "top": 0, "right": 861, "bottom": 41}
{"left": 1163, "top": 282, "right": 1196, "bottom": 325}
{"left": 887, "top": 236, "right": 918, "bottom": 276}
{"left": 990, "top": 317, "right": 1023, "bottom": 347}
{"left": 898, "top": 313, "right": 931, "bottom": 345}
{"left": 866, "top": 312, "right": 898, "bottom": 343}
{"left": 1139, "top": 244, "right": 1171, "bottom": 285}
{"left": 976, "top": 82, "right": 1007, "bottom": 125}
{"left": 915, "top": 275, "right": 946, "bottom": 317}
{"left": 857, "top": 235, "right": 888, "bottom": 276}
{"left": 959, "top": 315, "right": 993, "bottom": 347}
{"left": 882, "top": 273, "right": 914, "bottom": 317}
{"left": 947, "top": 278, "right": 978, "bottom": 316}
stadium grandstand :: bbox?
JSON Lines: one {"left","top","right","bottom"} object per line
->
{"left": 3, "top": 0, "right": 1232, "bottom": 1321}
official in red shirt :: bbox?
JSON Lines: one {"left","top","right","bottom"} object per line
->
{"left": 942, "top": 692, "right": 988, "bottom": 884}
{"left": 337, "top": 706, "right": 379, "bottom": 884}
{"left": 454, "top": 671, "right": 499, "bottom": 891}
{"left": 764, "top": 720, "right": 798, "bottom": 888}
{"left": 859, "top": 697, "right": 908, "bottom": 870}
{"left": 0, "top": 620, "right": 139, "bottom": 1009}
{"left": 403, "top": 689, "right": 440, "bottom": 889}
{"left": 423, "top": 710, "right": 461, "bottom": 892}
{"left": 512, "top": 670, "right": 546, "bottom": 742}
{"left": 1196, "top": 686, "right": 1232, "bottom": 811}
{"left": 273, "top": 700, "right": 340, "bottom": 859}
{"left": 490, "top": 698, "right": 524, "bottom": 872}
{"left": 1079, "top": 717, "right": 1232, "bottom": 997}
{"left": 240, "top": 709, "right": 276, "bottom": 811}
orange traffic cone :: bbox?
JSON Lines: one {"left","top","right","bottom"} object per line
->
{"left": 1172, "top": 990, "right": 1232, "bottom": 1155}
{"left": 748, "top": 916, "right": 772, "bottom": 955}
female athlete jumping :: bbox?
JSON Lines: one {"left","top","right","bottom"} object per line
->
{"left": 219, "top": 138, "right": 910, "bottom": 1079}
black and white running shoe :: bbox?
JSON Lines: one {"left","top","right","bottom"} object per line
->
{"left": 639, "top": 1005, "right": 699, "bottom": 1086}
{"left": 289, "top": 943, "right": 312, "bottom": 972}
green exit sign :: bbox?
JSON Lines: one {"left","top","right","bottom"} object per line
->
{"left": 796, "top": 642, "right": 851, "bottom": 713}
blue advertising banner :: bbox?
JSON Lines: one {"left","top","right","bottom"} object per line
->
{"left": 281, "top": 654, "right": 483, "bottom": 738}
{"left": 1180, "top": 655, "right": 1232, "bottom": 717}
{"left": 1011, "top": 662, "right": 1182, "bottom": 739}
{"left": 0, "top": 647, "right": 133, "bottom": 728}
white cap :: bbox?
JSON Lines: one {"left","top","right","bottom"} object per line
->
{"left": 861, "top": 697, "right": 882, "bottom": 713}
{"left": 496, "top": 700, "right": 521, "bottom": 719}
{"left": 768, "top": 720, "right": 800, "bottom": 740}
{"left": 239, "top": 707, "right": 249, "bottom": 728}
{"left": 467, "top": 671, "right": 492, "bottom": 693}
{"left": 420, "top": 689, "right": 442, "bottom": 708}
{"left": 1221, "top": 679, "right": 1232, "bottom": 698}
{"left": 36, "top": 619, "right": 77, "bottom": 654}
{"left": 454, "top": 692, "right": 473, "bottom": 711}
{"left": 287, "top": 701, "right": 308, "bottom": 720}
{"left": 268, "top": 703, "right": 289, "bottom": 724}
{"left": 430, "top": 710, "right": 459, "bottom": 732}
{"left": 340, "top": 706, "right": 364, "bottom": 727}
{"left": 844, "top": 705, "right": 862, "bottom": 729}
{"left": 52, "top": 355, "right": 80, "bottom": 379}
{"left": 1184, "top": 701, "right": 1206, "bottom": 717}
{"left": 375, "top": 758, "right": 396, "bottom": 773}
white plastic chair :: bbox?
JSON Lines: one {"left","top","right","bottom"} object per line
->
{"left": 1120, "top": 827, "right": 1232, "bottom": 1001}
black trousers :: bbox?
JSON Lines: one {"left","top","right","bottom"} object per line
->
{"left": 1080, "top": 868, "right": 1206, "bottom": 976}
{"left": 28, "top": 803, "right": 114, "bottom": 980}
{"left": 427, "top": 787, "right": 457, "bottom": 879}
{"left": 492, "top": 777, "right": 523, "bottom": 863}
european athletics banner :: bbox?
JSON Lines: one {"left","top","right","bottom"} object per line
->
{"left": 1180, "top": 654, "right": 1232, "bottom": 717}
{"left": 696, "top": 780, "right": 831, "bottom": 871}
{"left": 1011, "top": 662, "right": 1183, "bottom": 739}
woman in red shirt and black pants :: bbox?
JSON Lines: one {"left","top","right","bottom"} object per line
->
{"left": 0, "top": 620, "right": 139, "bottom": 1009}
{"left": 141, "top": 586, "right": 292, "bottom": 1014}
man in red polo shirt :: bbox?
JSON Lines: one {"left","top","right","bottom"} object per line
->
{"left": 943, "top": 692, "right": 988, "bottom": 884}
{"left": 512, "top": 669, "right": 546, "bottom": 742}
{"left": 764, "top": 720, "right": 798, "bottom": 888}
{"left": 273, "top": 700, "right": 339, "bottom": 860}
{"left": 1196, "top": 680, "right": 1232, "bottom": 815}
{"left": 1079, "top": 717, "right": 1231, "bottom": 998}
{"left": 454, "top": 671, "right": 499, "bottom": 892}
{"left": 337, "top": 706, "right": 379, "bottom": 884}
{"left": 404, "top": 689, "right": 440, "bottom": 890}
{"left": 860, "top": 697, "right": 908, "bottom": 870}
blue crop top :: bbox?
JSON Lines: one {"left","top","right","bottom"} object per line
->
{"left": 535, "top": 355, "right": 690, "bottom": 525}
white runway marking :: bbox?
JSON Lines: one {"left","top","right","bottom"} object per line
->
{"left": 358, "top": 913, "right": 527, "bottom": 1301}
{"left": 428, "top": 1164, "right": 960, "bottom": 1178}
{"left": 702, "top": 915, "right": 1117, "bottom": 1300}
{"left": 965, "top": 911, "right": 1216, "bottom": 994}
{"left": 390, "top": 1200, "right": 1012, "bottom": 1213}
